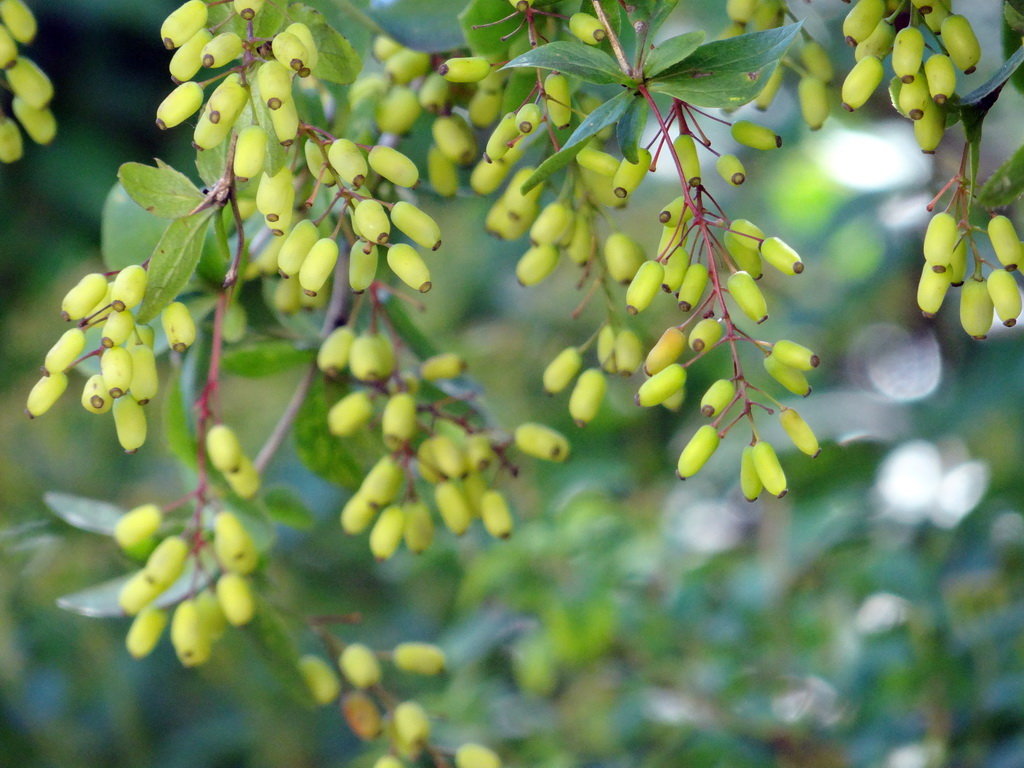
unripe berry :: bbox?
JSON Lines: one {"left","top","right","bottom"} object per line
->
{"left": 390, "top": 201, "right": 441, "bottom": 251}
{"left": 352, "top": 199, "right": 390, "bottom": 245}
{"left": 202, "top": 31, "right": 242, "bottom": 68}
{"left": 381, "top": 392, "right": 417, "bottom": 449}
{"left": 326, "top": 139, "right": 366, "bottom": 188}
{"left": 43, "top": 328, "right": 86, "bottom": 375}
{"left": 403, "top": 502, "right": 434, "bottom": 553}
{"left": 0, "top": 24, "right": 15, "bottom": 69}
{"left": 662, "top": 245, "right": 690, "bottom": 292}
{"left": 700, "top": 378, "right": 736, "bottom": 418}
{"left": 224, "top": 456, "right": 260, "bottom": 499}
{"left": 917, "top": 265, "right": 951, "bottom": 317}
{"left": 24, "top": 372, "right": 67, "bottom": 418}
{"left": 233, "top": 125, "right": 268, "bottom": 181}
{"left": 987, "top": 269, "right": 1021, "bottom": 327}
{"left": 107, "top": 265, "right": 147, "bottom": 313}
{"left": 6, "top": 57, "right": 51, "bottom": 109}
{"left": 728, "top": 271, "right": 768, "bottom": 323}
{"left": 544, "top": 73, "right": 572, "bottom": 129}
{"left": 385, "top": 48, "right": 431, "bottom": 84}
{"left": 340, "top": 643, "right": 382, "bottom": 688}
{"left": 897, "top": 76, "right": 930, "bottom": 120}
{"left": 771, "top": 340, "right": 819, "bottom": 370}
{"left": 677, "top": 425, "right": 720, "bottom": 479}
{"left": 126, "top": 606, "right": 167, "bottom": 659}
{"left": 800, "top": 41, "right": 833, "bottom": 83}
{"left": 376, "top": 84, "right": 421, "bottom": 134}
{"left": 340, "top": 492, "right": 378, "bottom": 534}
{"left": 613, "top": 329, "right": 643, "bottom": 374}
{"left": 373, "top": 34, "right": 402, "bottom": 60}
{"left": 101, "top": 345, "right": 133, "bottom": 399}
{"left": 842, "top": 0, "right": 885, "bottom": 45}
{"left": 960, "top": 278, "right": 994, "bottom": 339}
{"left": 144, "top": 536, "right": 189, "bottom": 587}
{"left": 61, "top": 272, "right": 108, "bottom": 321}
{"left": 439, "top": 56, "right": 491, "bottom": 83}
{"left": 924, "top": 212, "right": 958, "bottom": 267}
{"left": 217, "top": 572, "right": 255, "bottom": 626}
{"left": 689, "top": 318, "right": 723, "bottom": 353}
{"left": 298, "top": 655, "right": 341, "bottom": 705}
{"left": 433, "top": 114, "right": 477, "bottom": 165}
{"left": 514, "top": 422, "right": 570, "bottom": 462}
{"left": 81, "top": 374, "right": 112, "bottom": 414}
{"left": 0, "top": 0, "right": 35, "bottom": 44}
{"left": 256, "top": 60, "right": 293, "bottom": 111}
{"left": 672, "top": 134, "right": 702, "bottom": 186}
{"left": 754, "top": 65, "right": 784, "bottom": 111}
{"left": 455, "top": 744, "right": 502, "bottom": 768}
{"left": 568, "top": 368, "right": 606, "bottom": 426}
{"left": 273, "top": 30, "right": 311, "bottom": 75}
{"left": 780, "top": 407, "right": 820, "bottom": 457}
{"left": 207, "top": 423, "right": 244, "bottom": 473}
{"left": 0, "top": 116, "right": 23, "bottom": 163}
{"left": 285, "top": 22, "right": 318, "bottom": 70}
{"left": 435, "top": 481, "right": 473, "bottom": 535}
{"left": 419, "top": 352, "right": 465, "bottom": 381}
{"left": 576, "top": 143, "right": 619, "bottom": 176}
{"left": 604, "top": 232, "right": 645, "bottom": 284}
{"left": 268, "top": 96, "right": 299, "bottom": 145}
{"left": 569, "top": 12, "right": 605, "bottom": 44}
{"left": 475, "top": 489, "right": 511, "bottom": 539}
{"left": 394, "top": 700, "right": 431, "bottom": 749}
{"left": 214, "top": 511, "right": 258, "bottom": 574}
{"left": 677, "top": 262, "right": 709, "bottom": 311}
{"left": 542, "top": 347, "right": 582, "bottom": 394}
{"left": 115, "top": 504, "right": 162, "bottom": 549}
{"left": 118, "top": 571, "right": 163, "bottom": 615}
{"left": 764, "top": 354, "right": 811, "bottom": 396}
{"left": 516, "top": 243, "right": 559, "bottom": 286}
{"left": 468, "top": 85, "right": 502, "bottom": 127}
{"left": 914, "top": 101, "right": 946, "bottom": 154}
{"left": 162, "top": 301, "right": 196, "bottom": 352}
{"left": 645, "top": 327, "right": 685, "bottom": 376}
{"left": 169, "top": 28, "right": 211, "bottom": 82}
{"left": 343, "top": 692, "right": 382, "bottom": 740}
{"left": 318, "top": 326, "right": 355, "bottom": 374}
{"left": 350, "top": 333, "right": 395, "bottom": 382}
{"left": 428, "top": 144, "right": 458, "bottom": 196}
{"left": 387, "top": 243, "right": 431, "bottom": 292}
{"left": 855, "top": 20, "right": 894, "bottom": 61}
{"left": 101, "top": 310, "right": 135, "bottom": 349}
{"left": 841, "top": 55, "right": 883, "bottom": 111}
{"left": 233, "top": 0, "right": 265, "bottom": 20}
{"left": 731, "top": 120, "right": 781, "bottom": 151}
{"left": 195, "top": 75, "right": 247, "bottom": 149}
{"left": 798, "top": 76, "right": 829, "bottom": 131}
{"left": 988, "top": 216, "right": 1020, "bottom": 270}
{"left": 739, "top": 444, "right": 763, "bottom": 501}
{"left": 636, "top": 364, "right": 686, "bottom": 407}
{"left": 419, "top": 72, "right": 450, "bottom": 113}
{"left": 171, "top": 599, "right": 211, "bottom": 667}
{"left": 612, "top": 148, "right": 651, "bottom": 199}
{"left": 344, "top": 241, "right": 376, "bottom": 294}
{"left": 893, "top": 27, "right": 925, "bottom": 83}
{"left": 394, "top": 641, "right": 447, "bottom": 674}
{"left": 530, "top": 201, "right": 572, "bottom": 245}
{"left": 726, "top": 0, "right": 758, "bottom": 23}
{"left": 716, "top": 153, "right": 746, "bottom": 186}
{"left": 11, "top": 97, "right": 54, "bottom": 144}
{"left": 328, "top": 390, "right": 374, "bottom": 436}
{"left": 161, "top": 0, "right": 208, "bottom": 50}
{"left": 924, "top": 54, "right": 956, "bottom": 104}
{"left": 362, "top": 455, "right": 403, "bottom": 506}
{"left": 941, "top": 14, "right": 980, "bottom": 74}
{"left": 751, "top": 441, "right": 786, "bottom": 497}
{"left": 949, "top": 238, "right": 968, "bottom": 285}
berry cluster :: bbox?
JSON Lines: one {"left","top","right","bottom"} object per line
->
{"left": 0, "top": 0, "right": 54, "bottom": 162}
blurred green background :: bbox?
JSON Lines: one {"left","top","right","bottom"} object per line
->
{"left": 4, "top": 2, "right": 1024, "bottom": 767}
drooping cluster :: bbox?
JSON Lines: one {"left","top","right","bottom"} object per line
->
{"left": 0, "top": 0, "right": 55, "bottom": 162}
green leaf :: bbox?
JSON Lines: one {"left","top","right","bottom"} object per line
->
{"left": 263, "top": 487, "right": 316, "bottom": 530}
{"left": 294, "top": 376, "right": 363, "bottom": 490}
{"left": 460, "top": 0, "right": 521, "bottom": 59}
{"left": 960, "top": 44, "right": 1024, "bottom": 108}
{"left": 245, "top": 595, "right": 313, "bottom": 705}
{"left": 643, "top": 30, "right": 706, "bottom": 78}
{"left": 366, "top": 0, "right": 468, "bottom": 53}
{"left": 648, "top": 23, "right": 802, "bottom": 108}
{"left": 616, "top": 93, "right": 648, "bottom": 164}
{"left": 978, "top": 141, "right": 1024, "bottom": 207}
{"left": 378, "top": 290, "right": 441, "bottom": 359}
{"left": 100, "top": 182, "right": 169, "bottom": 271}
{"left": 500, "top": 68, "right": 537, "bottom": 117}
{"left": 117, "top": 160, "right": 205, "bottom": 219}
{"left": 196, "top": 137, "right": 229, "bottom": 189}
{"left": 646, "top": 0, "right": 681, "bottom": 38}
{"left": 288, "top": 4, "right": 362, "bottom": 85}
{"left": 136, "top": 211, "right": 215, "bottom": 325}
{"left": 44, "top": 492, "right": 124, "bottom": 535}
{"left": 223, "top": 496, "right": 276, "bottom": 555}
{"left": 520, "top": 89, "right": 633, "bottom": 193}
{"left": 503, "top": 41, "right": 627, "bottom": 85}
{"left": 221, "top": 340, "right": 317, "bottom": 377}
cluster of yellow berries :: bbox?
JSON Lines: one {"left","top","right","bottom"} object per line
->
{"left": 316, "top": 323, "right": 568, "bottom": 558}
{"left": 917, "top": 212, "right": 1024, "bottom": 335}
{"left": 299, "top": 640, "right": 501, "bottom": 767}
{"left": 26, "top": 265, "right": 196, "bottom": 453}
{"left": 838, "top": 0, "right": 980, "bottom": 152}
{"left": 0, "top": 0, "right": 55, "bottom": 162}
{"left": 118, "top": 509, "right": 259, "bottom": 667}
